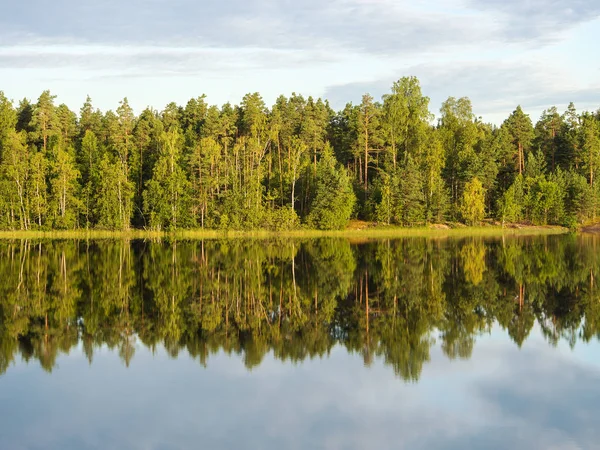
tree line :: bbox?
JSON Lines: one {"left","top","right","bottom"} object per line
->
{"left": 1, "top": 236, "right": 599, "bottom": 380}
{"left": 0, "top": 79, "right": 599, "bottom": 230}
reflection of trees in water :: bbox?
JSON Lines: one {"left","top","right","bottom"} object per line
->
{"left": 1, "top": 235, "right": 600, "bottom": 381}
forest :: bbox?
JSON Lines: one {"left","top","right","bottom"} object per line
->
{"left": 0, "top": 77, "right": 599, "bottom": 231}
{"left": 1, "top": 236, "right": 599, "bottom": 380}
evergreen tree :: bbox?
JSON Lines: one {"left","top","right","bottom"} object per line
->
{"left": 503, "top": 106, "right": 534, "bottom": 176}
{"left": 580, "top": 113, "right": 600, "bottom": 187}
{"left": 357, "top": 94, "right": 382, "bottom": 193}
{"left": 535, "top": 106, "right": 563, "bottom": 171}
{"left": 31, "top": 90, "right": 58, "bottom": 155}
{"left": 399, "top": 155, "right": 425, "bottom": 225}
{"left": 306, "top": 144, "right": 355, "bottom": 230}
{"left": 79, "top": 130, "right": 101, "bottom": 227}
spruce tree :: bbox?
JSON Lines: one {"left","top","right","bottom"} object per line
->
{"left": 306, "top": 144, "right": 355, "bottom": 230}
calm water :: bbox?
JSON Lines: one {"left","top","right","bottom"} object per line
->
{"left": 1, "top": 236, "right": 600, "bottom": 449}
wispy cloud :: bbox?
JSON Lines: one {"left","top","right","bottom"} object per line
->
{"left": 0, "top": 0, "right": 598, "bottom": 120}
{"left": 0, "top": 45, "right": 333, "bottom": 74}
{"left": 0, "top": 0, "right": 500, "bottom": 54}
{"left": 323, "top": 60, "right": 600, "bottom": 120}
{"left": 4, "top": 0, "right": 598, "bottom": 53}
{"left": 466, "top": 0, "right": 600, "bottom": 41}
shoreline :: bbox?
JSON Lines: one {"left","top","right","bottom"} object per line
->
{"left": 0, "top": 224, "right": 572, "bottom": 240}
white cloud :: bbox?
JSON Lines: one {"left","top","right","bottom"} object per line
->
{"left": 0, "top": 0, "right": 598, "bottom": 123}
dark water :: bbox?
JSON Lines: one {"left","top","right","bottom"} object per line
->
{"left": 1, "top": 236, "right": 600, "bottom": 450}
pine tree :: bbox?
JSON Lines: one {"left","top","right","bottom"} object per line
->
{"left": 31, "top": 90, "right": 58, "bottom": 155}
{"left": 580, "top": 113, "right": 600, "bottom": 188}
{"left": 503, "top": 106, "right": 534, "bottom": 175}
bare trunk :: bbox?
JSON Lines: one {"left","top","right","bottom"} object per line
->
{"left": 62, "top": 173, "right": 66, "bottom": 218}
{"left": 364, "top": 126, "right": 369, "bottom": 191}
{"left": 291, "top": 176, "right": 296, "bottom": 211}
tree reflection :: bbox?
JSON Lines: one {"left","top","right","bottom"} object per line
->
{"left": 1, "top": 235, "right": 600, "bottom": 380}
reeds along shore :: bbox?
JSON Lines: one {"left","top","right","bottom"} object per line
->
{"left": 0, "top": 225, "right": 570, "bottom": 241}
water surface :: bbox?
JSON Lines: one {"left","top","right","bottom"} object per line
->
{"left": 1, "top": 236, "right": 599, "bottom": 449}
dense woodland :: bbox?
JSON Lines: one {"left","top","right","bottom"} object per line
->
{"left": 0, "top": 78, "right": 599, "bottom": 230}
{"left": 1, "top": 236, "right": 600, "bottom": 379}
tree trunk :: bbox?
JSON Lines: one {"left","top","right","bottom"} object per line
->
{"left": 277, "top": 138, "right": 284, "bottom": 207}
{"left": 291, "top": 176, "right": 296, "bottom": 211}
{"left": 364, "top": 125, "right": 369, "bottom": 191}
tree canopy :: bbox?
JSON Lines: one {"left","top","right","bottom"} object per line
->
{"left": 0, "top": 80, "right": 598, "bottom": 231}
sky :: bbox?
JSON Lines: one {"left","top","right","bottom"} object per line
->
{"left": 1, "top": 0, "right": 599, "bottom": 124}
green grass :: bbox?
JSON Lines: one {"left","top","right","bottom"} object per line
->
{"left": 0, "top": 225, "right": 570, "bottom": 241}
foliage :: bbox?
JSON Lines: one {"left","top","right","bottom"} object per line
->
{"left": 461, "top": 177, "right": 486, "bottom": 225}
{"left": 306, "top": 145, "right": 356, "bottom": 229}
{"left": 0, "top": 84, "right": 597, "bottom": 231}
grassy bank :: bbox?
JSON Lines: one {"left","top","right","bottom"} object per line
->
{"left": 0, "top": 224, "right": 570, "bottom": 240}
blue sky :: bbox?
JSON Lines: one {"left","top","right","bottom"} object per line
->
{"left": 1, "top": 0, "right": 599, "bottom": 123}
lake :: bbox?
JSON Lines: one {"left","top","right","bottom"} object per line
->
{"left": 0, "top": 235, "right": 599, "bottom": 449}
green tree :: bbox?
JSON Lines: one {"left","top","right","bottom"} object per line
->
{"left": 144, "top": 128, "right": 191, "bottom": 230}
{"left": 49, "top": 147, "right": 81, "bottom": 229}
{"left": 375, "top": 170, "right": 401, "bottom": 225}
{"left": 399, "top": 155, "right": 426, "bottom": 225}
{"left": 306, "top": 144, "right": 356, "bottom": 229}
{"left": 503, "top": 106, "right": 534, "bottom": 175}
{"left": 580, "top": 113, "right": 600, "bottom": 187}
{"left": 498, "top": 175, "right": 524, "bottom": 224}
{"left": 31, "top": 90, "right": 58, "bottom": 154}
{"left": 534, "top": 107, "right": 563, "bottom": 171}
{"left": 95, "top": 155, "right": 134, "bottom": 230}
{"left": 79, "top": 130, "right": 101, "bottom": 227}
{"left": 0, "top": 130, "right": 30, "bottom": 229}
{"left": 423, "top": 131, "right": 449, "bottom": 223}
{"left": 461, "top": 177, "right": 486, "bottom": 225}
{"left": 28, "top": 152, "right": 48, "bottom": 228}
{"left": 0, "top": 92, "right": 16, "bottom": 147}
{"left": 357, "top": 94, "right": 382, "bottom": 192}
{"left": 381, "top": 76, "right": 431, "bottom": 167}
{"left": 439, "top": 97, "right": 480, "bottom": 218}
